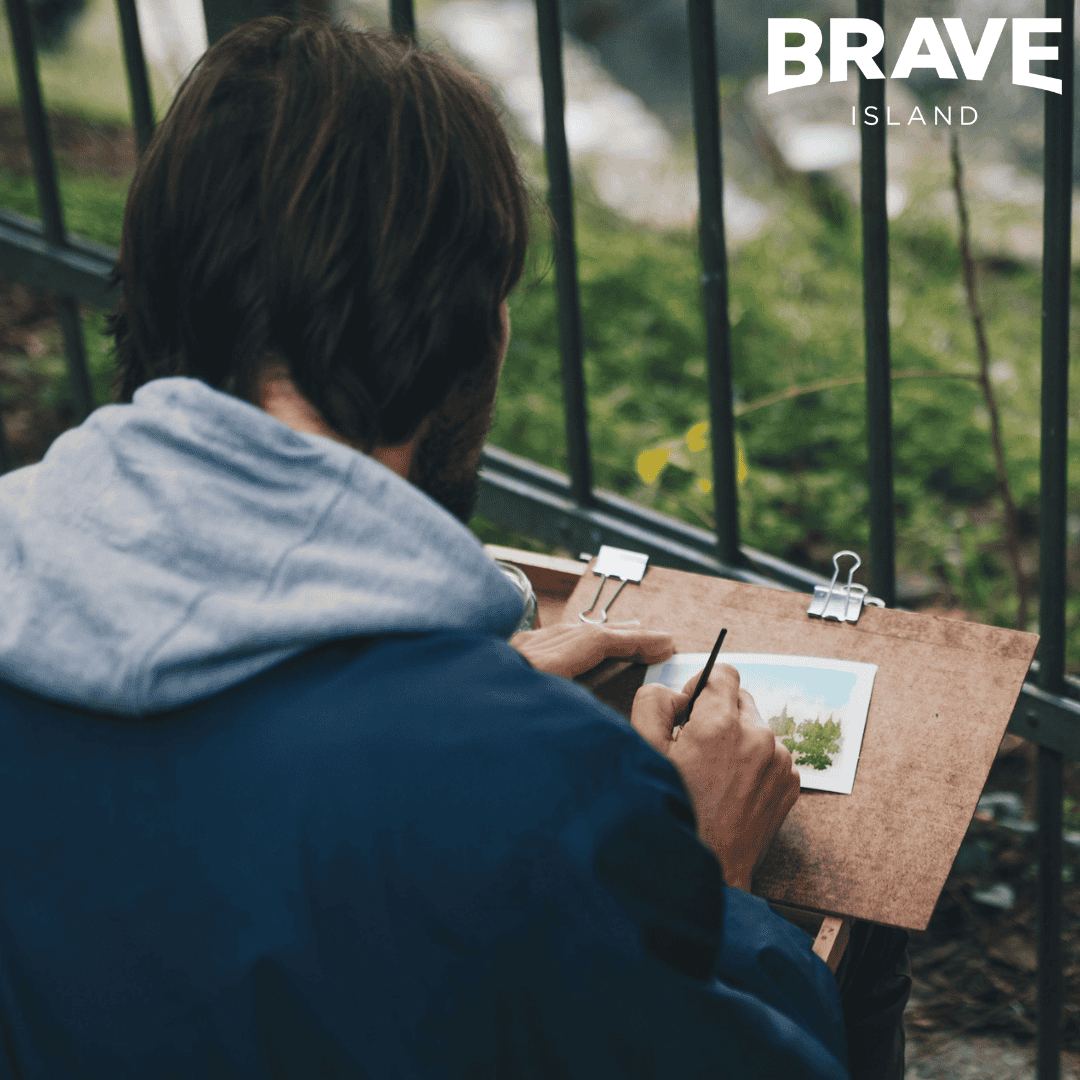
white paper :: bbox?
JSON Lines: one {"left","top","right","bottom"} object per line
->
{"left": 644, "top": 652, "right": 877, "bottom": 794}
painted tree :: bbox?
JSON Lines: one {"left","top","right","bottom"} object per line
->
{"left": 767, "top": 704, "right": 796, "bottom": 737}
{"left": 782, "top": 715, "right": 842, "bottom": 771}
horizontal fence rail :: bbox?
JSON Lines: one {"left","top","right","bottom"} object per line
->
{"left": 0, "top": 207, "right": 120, "bottom": 308}
{"left": 0, "top": 0, "right": 1075, "bottom": 1073}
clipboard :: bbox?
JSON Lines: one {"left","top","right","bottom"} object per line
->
{"left": 562, "top": 555, "right": 1039, "bottom": 934}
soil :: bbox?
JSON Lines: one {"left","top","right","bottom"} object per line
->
{"left": 0, "top": 106, "right": 136, "bottom": 467}
{"left": 2, "top": 104, "right": 1079, "bottom": 1072}
{"left": 0, "top": 104, "right": 137, "bottom": 180}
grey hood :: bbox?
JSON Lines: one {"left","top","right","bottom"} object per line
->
{"left": 0, "top": 377, "right": 525, "bottom": 717}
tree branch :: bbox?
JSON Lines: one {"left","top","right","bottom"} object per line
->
{"left": 949, "top": 132, "right": 1029, "bottom": 631}
{"left": 734, "top": 369, "right": 980, "bottom": 419}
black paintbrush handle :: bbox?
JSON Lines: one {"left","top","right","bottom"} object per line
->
{"left": 676, "top": 627, "right": 727, "bottom": 727}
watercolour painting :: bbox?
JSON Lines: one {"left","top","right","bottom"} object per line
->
{"left": 643, "top": 653, "right": 877, "bottom": 794}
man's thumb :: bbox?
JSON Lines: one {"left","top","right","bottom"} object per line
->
{"left": 630, "top": 683, "right": 688, "bottom": 754}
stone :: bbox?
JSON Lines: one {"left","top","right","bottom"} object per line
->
{"left": 971, "top": 881, "right": 1016, "bottom": 909}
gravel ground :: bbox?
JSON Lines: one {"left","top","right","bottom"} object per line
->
{"left": 906, "top": 1029, "right": 1080, "bottom": 1080}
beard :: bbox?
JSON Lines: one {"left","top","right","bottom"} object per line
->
{"left": 408, "top": 359, "right": 499, "bottom": 525}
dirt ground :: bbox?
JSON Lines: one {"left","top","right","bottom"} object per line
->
{"left": 901, "top": 738, "right": 1080, "bottom": 1062}
{"left": 0, "top": 105, "right": 136, "bottom": 467}
{"left": 0, "top": 104, "right": 137, "bottom": 180}
{"left": 2, "top": 105, "right": 1079, "bottom": 1073}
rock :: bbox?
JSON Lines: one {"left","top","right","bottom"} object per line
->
{"left": 977, "top": 790, "right": 1025, "bottom": 821}
{"left": 744, "top": 55, "right": 1080, "bottom": 265}
{"left": 556, "top": 0, "right": 842, "bottom": 134}
{"left": 131, "top": 0, "right": 208, "bottom": 88}
{"left": 40, "top": 0, "right": 1080, "bottom": 249}
{"left": 971, "top": 881, "right": 1016, "bottom": 910}
{"left": 998, "top": 819, "right": 1038, "bottom": 835}
{"left": 430, "top": 0, "right": 768, "bottom": 237}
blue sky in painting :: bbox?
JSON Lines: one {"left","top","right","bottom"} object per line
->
{"left": 732, "top": 664, "right": 857, "bottom": 709}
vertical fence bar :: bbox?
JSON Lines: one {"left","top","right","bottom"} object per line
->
{"left": 202, "top": 0, "right": 299, "bottom": 49}
{"left": 0, "top": 341, "right": 8, "bottom": 472}
{"left": 389, "top": 0, "right": 414, "bottom": 39}
{"left": 686, "top": 0, "right": 738, "bottom": 566}
{"left": 534, "top": 0, "right": 593, "bottom": 506}
{"left": 1036, "top": 751, "right": 1065, "bottom": 1080}
{"left": 1036, "top": 2, "right": 1072, "bottom": 1076}
{"left": 115, "top": 0, "right": 155, "bottom": 155}
{"left": 3, "top": 0, "right": 95, "bottom": 422}
{"left": 856, "top": 0, "right": 895, "bottom": 607}
{"left": 0, "top": 406, "right": 10, "bottom": 474}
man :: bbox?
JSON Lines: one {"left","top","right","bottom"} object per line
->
{"left": 0, "top": 15, "right": 904, "bottom": 1078}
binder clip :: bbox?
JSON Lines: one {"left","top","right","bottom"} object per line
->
{"left": 579, "top": 545, "right": 649, "bottom": 626}
{"left": 807, "top": 550, "right": 885, "bottom": 624}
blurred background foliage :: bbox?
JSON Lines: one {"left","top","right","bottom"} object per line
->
{"left": 1, "top": 1, "right": 1079, "bottom": 666}
{"left": 487, "top": 170, "right": 1078, "bottom": 662}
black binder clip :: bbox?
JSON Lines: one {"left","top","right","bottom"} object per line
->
{"left": 579, "top": 545, "right": 648, "bottom": 626}
{"left": 807, "top": 550, "right": 884, "bottom": 624}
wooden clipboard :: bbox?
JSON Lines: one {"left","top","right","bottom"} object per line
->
{"left": 559, "top": 557, "right": 1039, "bottom": 934}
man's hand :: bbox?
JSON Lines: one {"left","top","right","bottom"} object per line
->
{"left": 510, "top": 624, "right": 674, "bottom": 680}
{"left": 630, "top": 664, "right": 800, "bottom": 893}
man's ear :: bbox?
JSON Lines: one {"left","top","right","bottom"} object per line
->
{"left": 370, "top": 415, "right": 430, "bottom": 479}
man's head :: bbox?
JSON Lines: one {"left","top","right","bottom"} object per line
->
{"left": 108, "top": 15, "right": 531, "bottom": 518}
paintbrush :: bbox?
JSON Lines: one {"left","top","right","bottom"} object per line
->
{"left": 674, "top": 627, "right": 727, "bottom": 728}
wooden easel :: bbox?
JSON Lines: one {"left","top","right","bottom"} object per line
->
{"left": 487, "top": 544, "right": 1039, "bottom": 970}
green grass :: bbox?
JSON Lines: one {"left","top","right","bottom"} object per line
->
{"left": 0, "top": 0, "right": 180, "bottom": 125}
{"left": 0, "top": 165, "right": 128, "bottom": 406}
{"left": 497, "top": 173, "right": 1079, "bottom": 656}
{"left": 0, "top": 170, "right": 128, "bottom": 247}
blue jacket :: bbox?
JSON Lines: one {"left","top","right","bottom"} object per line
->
{"left": 0, "top": 379, "right": 848, "bottom": 1077}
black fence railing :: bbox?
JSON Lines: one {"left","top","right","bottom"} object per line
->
{"left": 0, "top": 0, "right": 1076, "bottom": 1073}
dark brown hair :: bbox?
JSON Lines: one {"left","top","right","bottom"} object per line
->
{"left": 107, "top": 15, "right": 531, "bottom": 447}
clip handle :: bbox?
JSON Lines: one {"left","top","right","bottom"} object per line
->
{"left": 579, "top": 575, "right": 609, "bottom": 622}
{"left": 579, "top": 577, "right": 629, "bottom": 625}
{"left": 579, "top": 546, "right": 648, "bottom": 626}
{"left": 807, "top": 550, "right": 873, "bottom": 623}
{"left": 833, "top": 550, "right": 862, "bottom": 590}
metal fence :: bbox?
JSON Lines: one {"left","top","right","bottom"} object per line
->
{"left": 0, "top": 0, "right": 1076, "bottom": 1072}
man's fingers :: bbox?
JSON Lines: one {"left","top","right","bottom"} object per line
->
{"left": 679, "top": 662, "right": 741, "bottom": 713}
{"left": 776, "top": 739, "right": 802, "bottom": 795}
{"left": 738, "top": 688, "right": 763, "bottom": 727}
{"left": 558, "top": 626, "right": 673, "bottom": 677}
{"left": 630, "top": 683, "right": 689, "bottom": 753}
{"left": 584, "top": 627, "right": 674, "bottom": 665}
{"left": 511, "top": 625, "right": 673, "bottom": 680}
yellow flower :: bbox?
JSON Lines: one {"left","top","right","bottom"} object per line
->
{"left": 635, "top": 446, "right": 671, "bottom": 485}
{"left": 636, "top": 422, "right": 748, "bottom": 488}
{"left": 687, "top": 422, "right": 708, "bottom": 453}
